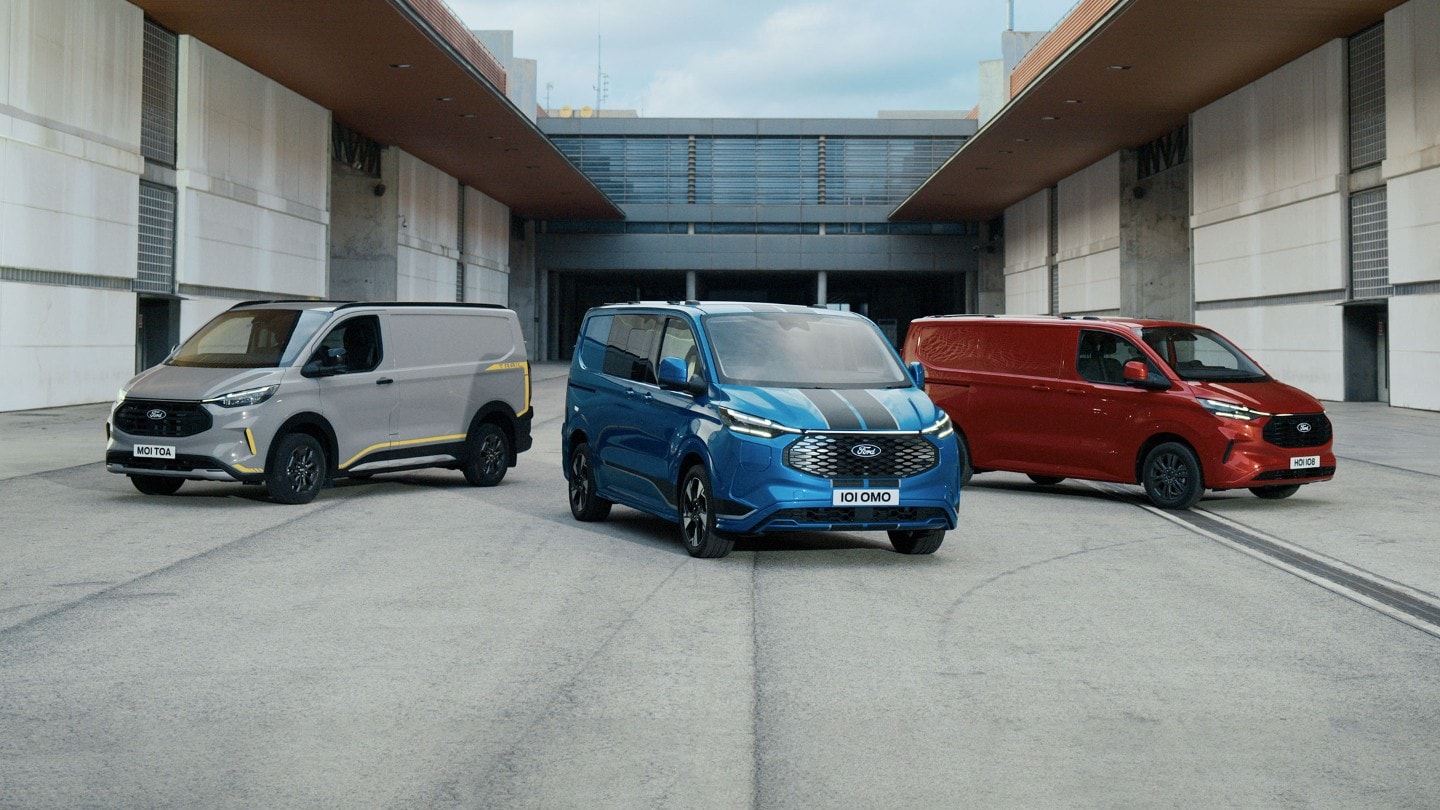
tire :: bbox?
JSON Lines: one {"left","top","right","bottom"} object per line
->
{"left": 1250, "top": 484, "right": 1301, "bottom": 500}
{"left": 130, "top": 474, "right": 183, "bottom": 496}
{"left": 888, "top": 528, "right": 945, "bottom": 555}
{"left": 462, "top": 422, "right": 510, "bottom": 487}
{"left": 1027, "top": 474, "right": 1066, "bottom": 486}
{"left": 679, "top": 465, "right": 733, "bottom": 559}
{"left": 267, "top": 432, "right": 326, "bottom": 505}
{"left": 1141, "top": 441, "right": 1203, "bottom": 510}
{"left": 568, "top": 443, "right": 612, "bottom": 522}
{"left": 956, "top": 430, "right": 973, "bottom": 486}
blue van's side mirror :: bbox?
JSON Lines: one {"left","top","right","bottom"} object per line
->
{"left": 658, "top": 356, "right": 707, "bottom": 396}
{"left": 908, "top": 361, "right": 926, "bottom": 389}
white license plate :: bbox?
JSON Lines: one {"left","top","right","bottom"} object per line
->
{"left": 1290, "top": 455, "right": 1320, "bottom": 470}
{"left": 832, "top": 488, "right": 900, "bottom": 506}
{"left": 133, "top": 444, "right": 176, "bottom": 460}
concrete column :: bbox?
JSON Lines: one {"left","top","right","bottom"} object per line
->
{"left": 686, "top": 271, "right": 697, "bottom": 300}
{"left": 1119, "top": 147, "right": 1192, "bottom": 321}
{"left": 816, "top": 271, "right": 828, "bottom": 306}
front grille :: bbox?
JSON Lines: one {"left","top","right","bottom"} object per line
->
{"left": 783, "top": 433, "right": 938, "bottom": 479}
{"left": 1255, "top": 466, "right": 1336, "bottom": 482}
{"left": 1263, "top": 413, "right": 1332, "bottom": 448}
{"left": 766, "top": 506, "right": 951, "bottom": 528}
{"left": 114, "top": 399, "right": 212, "bottom": 437}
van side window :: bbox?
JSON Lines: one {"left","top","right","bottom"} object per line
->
{"left": 576, "top": 314, "right": 613, "bottom": 370}
{"left": 602, "top": 313, "right": 663, "bottom": 384}
{"left": 1076, "top": 330, "right": 1146, "bottom": 384}
{"left": 657, "top": 317, "right": 700, "bottom": 379}
{"left": 317, "top": 316, "right": 383, "bottom": 374}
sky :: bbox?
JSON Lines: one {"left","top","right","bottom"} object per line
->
{"left": 446, "top": 0, "right": 1081, "bottom": 118}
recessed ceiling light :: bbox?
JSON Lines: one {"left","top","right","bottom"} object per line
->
{"left": 389, "top": 63, "right": 412, "bottom": 69}
{"left": 459, "top": 113, "right": 477, "bottom": 118}
{"left": 1107, "top": 65, "right": 1132, "bottom": 70}
{"left": 1042, "top": 115, "right": 1060, "bottom": 121}
{"left": 999, "top": 149, "right": 1014, "bottom": 154}
{"left": 436, "top": 97, "right": 454, "bottom": 102}
{"left": 1064, "top": 99, "right": 1083, "bottom": 104}
{"left": 1015, "top": 137, "right": 1031, "bottom": 142}
{"left": 504, "top": 147, "right": 519, "bottom": 152}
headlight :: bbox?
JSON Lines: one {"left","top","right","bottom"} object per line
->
{"left": 717, "top": 406, "right": 799, "bottom": 439}
{"left": 1198, "top": 398, "right": 1268, "bottom": 421}
{"left": 205, "top": 384, "right": 279, "bottom": 408}
{"left": 922, "top": 412, "right": 954, "bottom": 438}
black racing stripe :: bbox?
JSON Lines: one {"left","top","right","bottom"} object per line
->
{"left": 801, "top": 389, "right": 863, "bottom": 430}
{"left": 838, "top": 390, "right": 898, "bottom": 430}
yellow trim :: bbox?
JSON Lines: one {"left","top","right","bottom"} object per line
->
{"left": 484, "top": 360, "right": 532, "bottom": 417}
{"left": 233, "top": 464, "right": 263, "bottom": 474}
{"left": 339, "top": 433, "right": 467, "bottom": 470}
{"left": 244, "top": 428, "right": 257, "bottom": 456}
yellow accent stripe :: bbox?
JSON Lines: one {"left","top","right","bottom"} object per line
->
{"left": 484, "top": 359, "right": 532, "bottom": 417}
{"left": 340, "top": 433, "right": 467, "bottom": 470}
{"left": 233, "top": 464, "right": 263, "bottom": 474}
{"left": 244, "top": 428, "right": 257, "bottom": 456}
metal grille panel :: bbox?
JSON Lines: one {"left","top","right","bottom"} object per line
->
{"left": 114, "top": 400, "right": 213, "bottom": 437}
{"left": 1350, "top": 188, "right": 1390, "bottom": 299}
{"left": 1263, "top": 413, "right": 1333, "bottom": 449}
{"left": 1348, "top": 24, "right": 1386, "bottom": 169}
{"left": 783, "top": 434, "right": 938, "bottom": 479}
{"left": 136, "top": 183, "right": 176, "bottom": 294}
{"left": 141, "top": 20, "right": 178, "bottom": 165}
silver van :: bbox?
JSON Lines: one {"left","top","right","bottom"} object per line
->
{"left": 106, "top": 300, "right": 532, "bottom": 503}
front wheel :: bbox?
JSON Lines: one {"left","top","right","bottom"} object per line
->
{"left": 130, "top": 475, "right": 183, "bottom": 496}
{"left": 462, "top": 422, "right": 510, "bottom": 487}
{"left": 568, "top": 443, "right": 612, "bottom": 522}
{"left": 1250, "top": 484, "right": 1301, "bottom": 500}
{"left": 888, "top": 529, "right": 945, "bottom": 555}
{"left": 680, "top": 465, "right": 733, "bottom": 559}
{"left": 1141, "top": 441, "right": 1203, "bottom": 510}
{"left": 267, "top": 432, "right": 326, "bottom": 505}
{"left": 955, "top": 430, "right": 973, "bottom": 486}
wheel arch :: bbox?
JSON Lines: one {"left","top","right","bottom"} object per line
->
{"left": 1134, "top": 432, "right": 1203, "bottom": 486}
{"left": 469, "top": 400, "right": 519, "bottom": 464}
{"left": 270, "top": 413, "right": 338, "bottom": 476}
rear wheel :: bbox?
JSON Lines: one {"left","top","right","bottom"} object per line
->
{"left": 462, "top": 422, "right": 510, "bottom": 487}
{"left": 888, "top": 529, "right": 945, "bottom": 555}
{"left": 130, "top": 475, "right": 183, "bottom": 496}
{"left": 568, "top": 442, "right": 612, "bottom": 521}
{"left": 1141, "top": 442, "right": 1203, "bottom": 510}
{"left": 1027, "top": 474, "right": 1066, "bottom": 486}
{"left": 680, "top": 465, "right": 733, "bottom": 559}
{"left": 267, "top": 432, "right": 325, "bottom": 505}
{"left": 1250, "top": 484, "right": 1301, "bottom": 500}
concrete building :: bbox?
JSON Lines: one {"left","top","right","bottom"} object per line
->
{"left": 1, "top": 0, "right": 618, "bottom": 412}
{"left": 534, "top": 116, "right": 977, "bottom": 359}
{"left": 898, "top": 0, "right": 1438, "bottom": 411}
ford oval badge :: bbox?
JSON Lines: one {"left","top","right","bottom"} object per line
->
{"left": 850, "top": 444, "right": 882, "bottom": 458}
{"left": 1297, "top": 422, "right": 1312, "bottom": 433}
{"left": 147, "top": 409, "right": 167, "bottom": 420}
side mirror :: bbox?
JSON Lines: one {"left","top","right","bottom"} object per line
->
{"left": 302, "top": 347, "right": 346, "bottom": 378}
{"left": 657, "top": 355, "right": 707, "bottom": 396}
{"left": 1123, "top": 360, "right": 1171, "bottom": 391}
{"left": 908, "top": 361, "right": 926, "bottom": 389}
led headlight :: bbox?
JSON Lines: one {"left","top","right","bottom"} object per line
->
{"left": 205, "top": 384, "right": 279, "bottom": 408}
{"left": 922, "top": 412, "right": 954, "bottom": 438}
{"left": 1198, "top": 397, "right": 1268, "bottom": 421}
{"left": 717, "top": 406, "right": 799, "bottom": 439}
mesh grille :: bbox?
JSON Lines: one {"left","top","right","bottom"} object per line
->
{"left": 783, "top": 434, "right": 938, "bottom": 479}
{"left": 769, "top": 506, "right": 949, "bottom": 525}
{"left": 1255, "top": 466, "right": 1336, "bottom": 482}
{"left": 136, "top": 183, "right": 176, "bottom": 294}
{"left": 1348, "top": 24, "right": 1386, "bottom": 169}
{"left": 114, "top": 400, "right": 212, "bottom": 437}
{"left": 1263, "top": 414, "right": 1332, "bottom": 448}
{"left": 141, "top": 20, "right": 177, "bottom": 165}
{"left": 1350, "top": 188, "right": 1390, "bottom": 299}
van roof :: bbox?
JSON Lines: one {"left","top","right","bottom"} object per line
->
{"left": 229, "top": 300, "right": 507, "bottom": 312}
{"left": 589, "top": 300, "right": 860, "bottom": 317}
{"left": 911, "top": 313, "right": 1203, "bottom": 331}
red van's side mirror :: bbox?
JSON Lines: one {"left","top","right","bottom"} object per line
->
{"left": 1124, "top": 360, "right": 1171, "bottom": 391}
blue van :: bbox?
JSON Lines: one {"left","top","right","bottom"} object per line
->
{"left": 562, "top": 302, "right": 961, "bottom": 558}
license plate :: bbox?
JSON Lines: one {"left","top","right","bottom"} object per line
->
{"left": 1290, "top": 455, "right": 1320, "bottom": 470}
{"left": 133, "top": 444, "right": 176, "bottom": 460}
{"left": 832, "top": 488, "right": 899, "bottom": 506}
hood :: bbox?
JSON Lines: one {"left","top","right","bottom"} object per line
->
{"left": 1188, "top": 379, "right": 1324, "bottom": 415}
{"left": 718, "top": 384, "right": 938, "bottom": 431}
{"left": 122, "top": 364, "right": 287, "bottom": 402}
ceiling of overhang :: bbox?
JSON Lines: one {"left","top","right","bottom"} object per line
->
{"left": 132, "top": 0, "right": 622, "bottom": 221}
{"left": 892, "top": 0, "right": 1405, "bottom": 222}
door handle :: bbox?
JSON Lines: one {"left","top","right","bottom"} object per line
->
{"left": 1030, "top": 384, "right": 1051, "bottom": 392}
{"left": 1064, "top": 388, "right": 1085, "bottom": 395}
{"left": 377, "top": 378, "right": 394, "bottom": 385}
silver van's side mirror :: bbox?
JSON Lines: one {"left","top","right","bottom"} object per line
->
{"left": 657, "top": 355, "right": 707, "bottom": 396}
{"left": 908, "top": 361, "right": 926, "bottom": 389}
{"left": 302, "top": 347, "right": 346, "bottom": 378}
{"left": 1123, "top": 360, "right": 1171, "bottom": 391}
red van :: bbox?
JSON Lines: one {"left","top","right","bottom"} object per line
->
{"left": 903, "top": 315, "right": 1336, "bottom": 509}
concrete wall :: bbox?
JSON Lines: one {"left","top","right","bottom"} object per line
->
{"left": 464, "top": 188, "right": 511, "bottom": 305}
{"left": 1384, "top": 0, "right": 1440, "bottom": 410}
{"left": 0, "top": 0, "right": 144, "bottom": 410}
{"left": 1003, "top": 189, "right": 1051, "bottom": 314}
{"left": 1190, "top": 41, "right": 1348, "bottom": 400}
{"left": 1056, "top": 153, "right": 1120, "bottom": 314}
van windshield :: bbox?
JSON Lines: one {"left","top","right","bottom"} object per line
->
{"left": 704, "top": 312, "right": 909, "bottom": 388}
{"left": 1140, "top": 326, "right": 1270, "bottom": 383}
{"left": 168, "top": 309, "right": 329, "bottom": 369}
